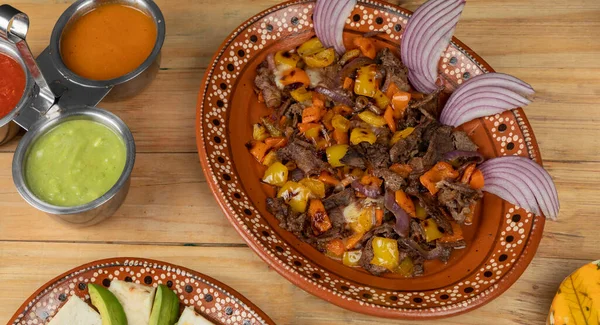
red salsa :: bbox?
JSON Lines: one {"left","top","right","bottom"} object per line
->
{"left": 0, "top": 53, "right": 26, "bottom": 118}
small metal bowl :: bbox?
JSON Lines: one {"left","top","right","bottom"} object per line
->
{"left": 0, "top": 39, "right": 35, "bottom": 144}
{"left": 48, "top": 0, "right": 165, "bottom": 101}
{"left": 12, "top": 106, "right": 136, "bottom": 226}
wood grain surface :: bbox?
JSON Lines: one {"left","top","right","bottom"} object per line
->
{"left": 1, "top": 0, "right": 599, "bottom": 324}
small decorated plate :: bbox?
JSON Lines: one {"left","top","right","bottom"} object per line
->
{"left": 196, "top": 0, "right": 545, "bottom": 319}
{"left": 8, "top": 257, "right": 275, "bottom": 325}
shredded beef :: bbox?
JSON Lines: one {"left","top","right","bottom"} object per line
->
{"left": 409, "top": 88, "right": 442, "bottom": 119}
{"left": 437, "top": 181, "right": 483, "bottom": 224}
{"left": 422, "top": 125, "right": 455, "bottom": 168}
{"left": 340, "top": 146, "right": 367, "bottom": 169}
{"left": 266, "top": 197, "right": 307, "bottom": 233}
{"left": 289, "top": 168, "right": 305, "bottom": 182}
{"left": 373, "top": 168, "right": 405, "bottom": 191}
{"left": 377, "top": 48, "right": 410, "bottom": 92}
{"left": 410, "top": 219, "right": 426, "bottom": 243}
{"left": 277, "top": 140, "right": 332, "bottom": 176}
{"left": 254, "top": 63, "right": 282, "bottom": 109}
{"left": 415, "top": 193, "right": 454, "bottom": 234}
{"left": 356, "top": 142, "right": 390, "bottom": 169}
{"left": 359, "top": 237, "right": 389, "bottom": 276}
{"left": 323, "top": 187, "right": 354, "bottom": 211}
{"left": 389, "top": 126, "right": 422, "bottom": 163}
{"left": 452, "top": 130, "right": 478, "bottom": 152}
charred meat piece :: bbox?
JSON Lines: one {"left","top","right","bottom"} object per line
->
{"left": 399, "top": 238, "right": 452, "bottom": 262}
{"left": 323, "top": 187, "right": 354, "bottom": 211}
{"left": 254, "top": 62, "right": 282, "bottom": 109}
{"left": 377, "top": 48, "right": 410, "bottom": 92}
{"left": 340, "top": 146, "right": 367, "bottom": 169}
{"left": 373, "top": 168, "right": 406, "bottom": 192}
{"left": 277, "top": 139, "right": 332, "bottom": 176}
{"left": 356, "top": 142, "right": 391, "bottom": 169}
{"left": 390, "top": 127, "right": 422, "bottom": 164}
{"left": 266, "top": 197, "right": 307, "bottom": 233}
{"left": 437, "top": 180, "right": 483, "bottom": 224}
{"left": 452, "top": 130, "right": 479, "bottom": 152}
{"left": 415, "top": 193, "right": 454, "bottom": 234}
{"left": 422, "top": 125, "right": 455, "bottom": 169}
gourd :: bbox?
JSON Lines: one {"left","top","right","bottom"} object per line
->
{"left": 547, "top": 260, "right": 600, "bottom": 325}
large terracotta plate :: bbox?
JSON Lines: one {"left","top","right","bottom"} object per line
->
{"left": 196, "top": 0, "right": 545, "bottom": 319}
{"left": 8, "top": 258, "right": 275, "bottom": 325}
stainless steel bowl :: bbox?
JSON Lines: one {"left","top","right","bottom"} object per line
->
{"left": 0, "top": 39, "right": 35, "bottom": 144}
{"left": 12, "top": 106, "right": 136, "bottom": 226}
{"left": 47, "top": 0, "right": 165, "bottom": 101}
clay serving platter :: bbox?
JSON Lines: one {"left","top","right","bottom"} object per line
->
{"left": 8, "top": 257, "right": 275, "bottom": 325}
{"left": 196, "top": 0, "right": 545, "bottom": 319}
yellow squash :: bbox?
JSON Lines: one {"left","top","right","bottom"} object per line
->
{"left": 547, "top": 260, "right": 600, "bottom": 325}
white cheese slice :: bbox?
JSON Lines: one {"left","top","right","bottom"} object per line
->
{"left": 108, "top": 279, "right": 156, "bottom": 325}
{"left": 176, "top": 306, "right": 215, "bottom": 325}
{"left": 47, "top": 295, "right": 102, "bottom": 325}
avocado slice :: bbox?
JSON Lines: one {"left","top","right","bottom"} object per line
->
{"left": 88, "top": 283, "right": 128, "bottom": 325}
{"left": 149, "top": 284, "right": 180, "bottom": 325}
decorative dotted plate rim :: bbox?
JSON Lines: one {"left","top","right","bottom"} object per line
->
{"left": 8, "top": 257, "right": 275, "bottom": 325}
{"left": 196, "top": 0, "right": 545, "bottom": 319}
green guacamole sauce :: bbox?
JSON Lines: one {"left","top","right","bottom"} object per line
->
{"left": 25, "top": 119, "right": 127, "bottom": 207}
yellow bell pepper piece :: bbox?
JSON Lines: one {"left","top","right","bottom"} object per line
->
{"left": 396, "top": 256, "right": 414, "bottom": 277}
{"left": 299, "top": 178, "right": 326, "bottom": 199}
{"left": 358, "top": 111, "right": 387, "bottom": 127}
{"left": 290, "top": 87, "right": 313, "bottom": 103}
{"left": 304, "top": 124, "right": 321, "bottom": 140}
{"left": 390, "top": 127, "right": 415, "bottom": 145}
{"left": 253, "top": 123, "right": 269, "bottom": 141}
{"left": 350, "top": 207, "right": 374, "bottom": 233}
{"left": 332, "top": 114, "right": 350, "bottom": 132}
{"left": 326, "top": 144, "right": 349, "bottom": 168}
{"left": 354, "top": 64, "right": 378, "bottom": 97}
{"left": 415, "top": 202, "right": 427, "bottom": 220}
{"left": 304, "top": 48, "right": 335, "bottom": 68}
{"left": 373, "top": 90, "right": 390, "bottom": 109}
{"left": 262, "top": 162, "right": 288, "bottom": 187}
{"left": 297, "top": 37, "right": 326, "bottom": 57}
{"left": 277, "top": 181, "right": 311, "bottom": 213}
{"left": 262, "top": 150, "right": 279, "bottom": 166}
{"left": 342, "top": 250, "right": 363, "bottom": 267}
{"left": 274, "top": 50, "right": 301, "bottom": 68}
{"left": 350, "top": 128, "right": 377, "bottom": 145}
{"left": 370, "top": 237, "right": 400, "bottom": 271}
{"left": 421, "top": 218, "right": 444, "bottom": 242}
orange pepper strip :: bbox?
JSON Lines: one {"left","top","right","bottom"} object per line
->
{"left": 384, "top": 106, "right": 396, "bottom": 133}
{"left": 319, "top": 171, "right": 340, "bottom": 186}
{"left": 326, "top": 239, "right": 345, "bottom": 257}
{"left": 391, "top": 91, "right": 411, "bottom": 119}
{"left": 247, "top": 140, "right": 269, "bottom": 163}
{"left": 360, "top": 174, "right": 383, "bottom": 187}
{"left": 257, "top": 92, "right": 265, "bottom": 103}
{"left": 389, "top": 163, "right": 413, "bottom": 178}
{"left": 302, "top": 105, "right": 323, "bottom": 123}
{"left": 352, "top": 37, "right": 376, "bottom": 59}
{"left": 280, "top": 68, "right": 311, "bottom": 86}
{"left": 264, "top": 137, "right": 287, "bottom": 149}
{"left": 375, "top": 208, "right": 384, "bottom": 226}
{"left": 343, "top": 77, "right": 354, "bottom": 90}
{"left": 419, "top": 162, "right": 459, "bottom": 195}
{"left": 333, "top": 104, "right": 354, "bottom": 116}
{"left": 395, "top": 189, "right": 416, "bottom": 217}
{"left": 332, "top": 129, "right": 348, "bottom": 144}
{"left": 308, "top": 199, "right": 332, "bottom": 235}
{"left": 469, "top": 169, "right": 485, "bottom": 189}
{"left": 438, "top": 222, "right": 464, "bottom": 243}
{"left": 279, "top": 115, "right": 288, "bottom": 127}
{"left": 461, "top": 163, "right": 477, "bottom": 184}
{"left": 385, "top": 83, "right": 401, "bottom": 99}
{"left": 345, "top": 232, "right": 365, "bottom": 250}
{"left": 312, "top": 92, "right": 326, "bottom": 108}
{"left": 297, "top": 122, "right": 321, "bottom": 133}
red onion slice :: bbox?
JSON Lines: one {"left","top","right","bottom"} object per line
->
{"left": 314, "top": 0, "right": 357, "bottom": 54}
{"left": 384, "top": 190, "right": 410, "bottom": 237}
{"left": 401, "top": 0, "right": 466, "bottom": 93}
{"left": 440, "top": 73, "right": 535, "bottom": 127}
{"left": 479, "top": 156, "right": 559, "bottom": 220}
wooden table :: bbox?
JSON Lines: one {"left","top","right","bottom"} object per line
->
{"left": 1, "top": 0, "right": 598, "bottom": 324}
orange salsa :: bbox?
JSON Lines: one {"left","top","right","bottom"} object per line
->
{"left": 0, "top": 53, "right": 26, "bottom": 118}
{"left": 60, "top": 3, "right": 157, "bottom": 80}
